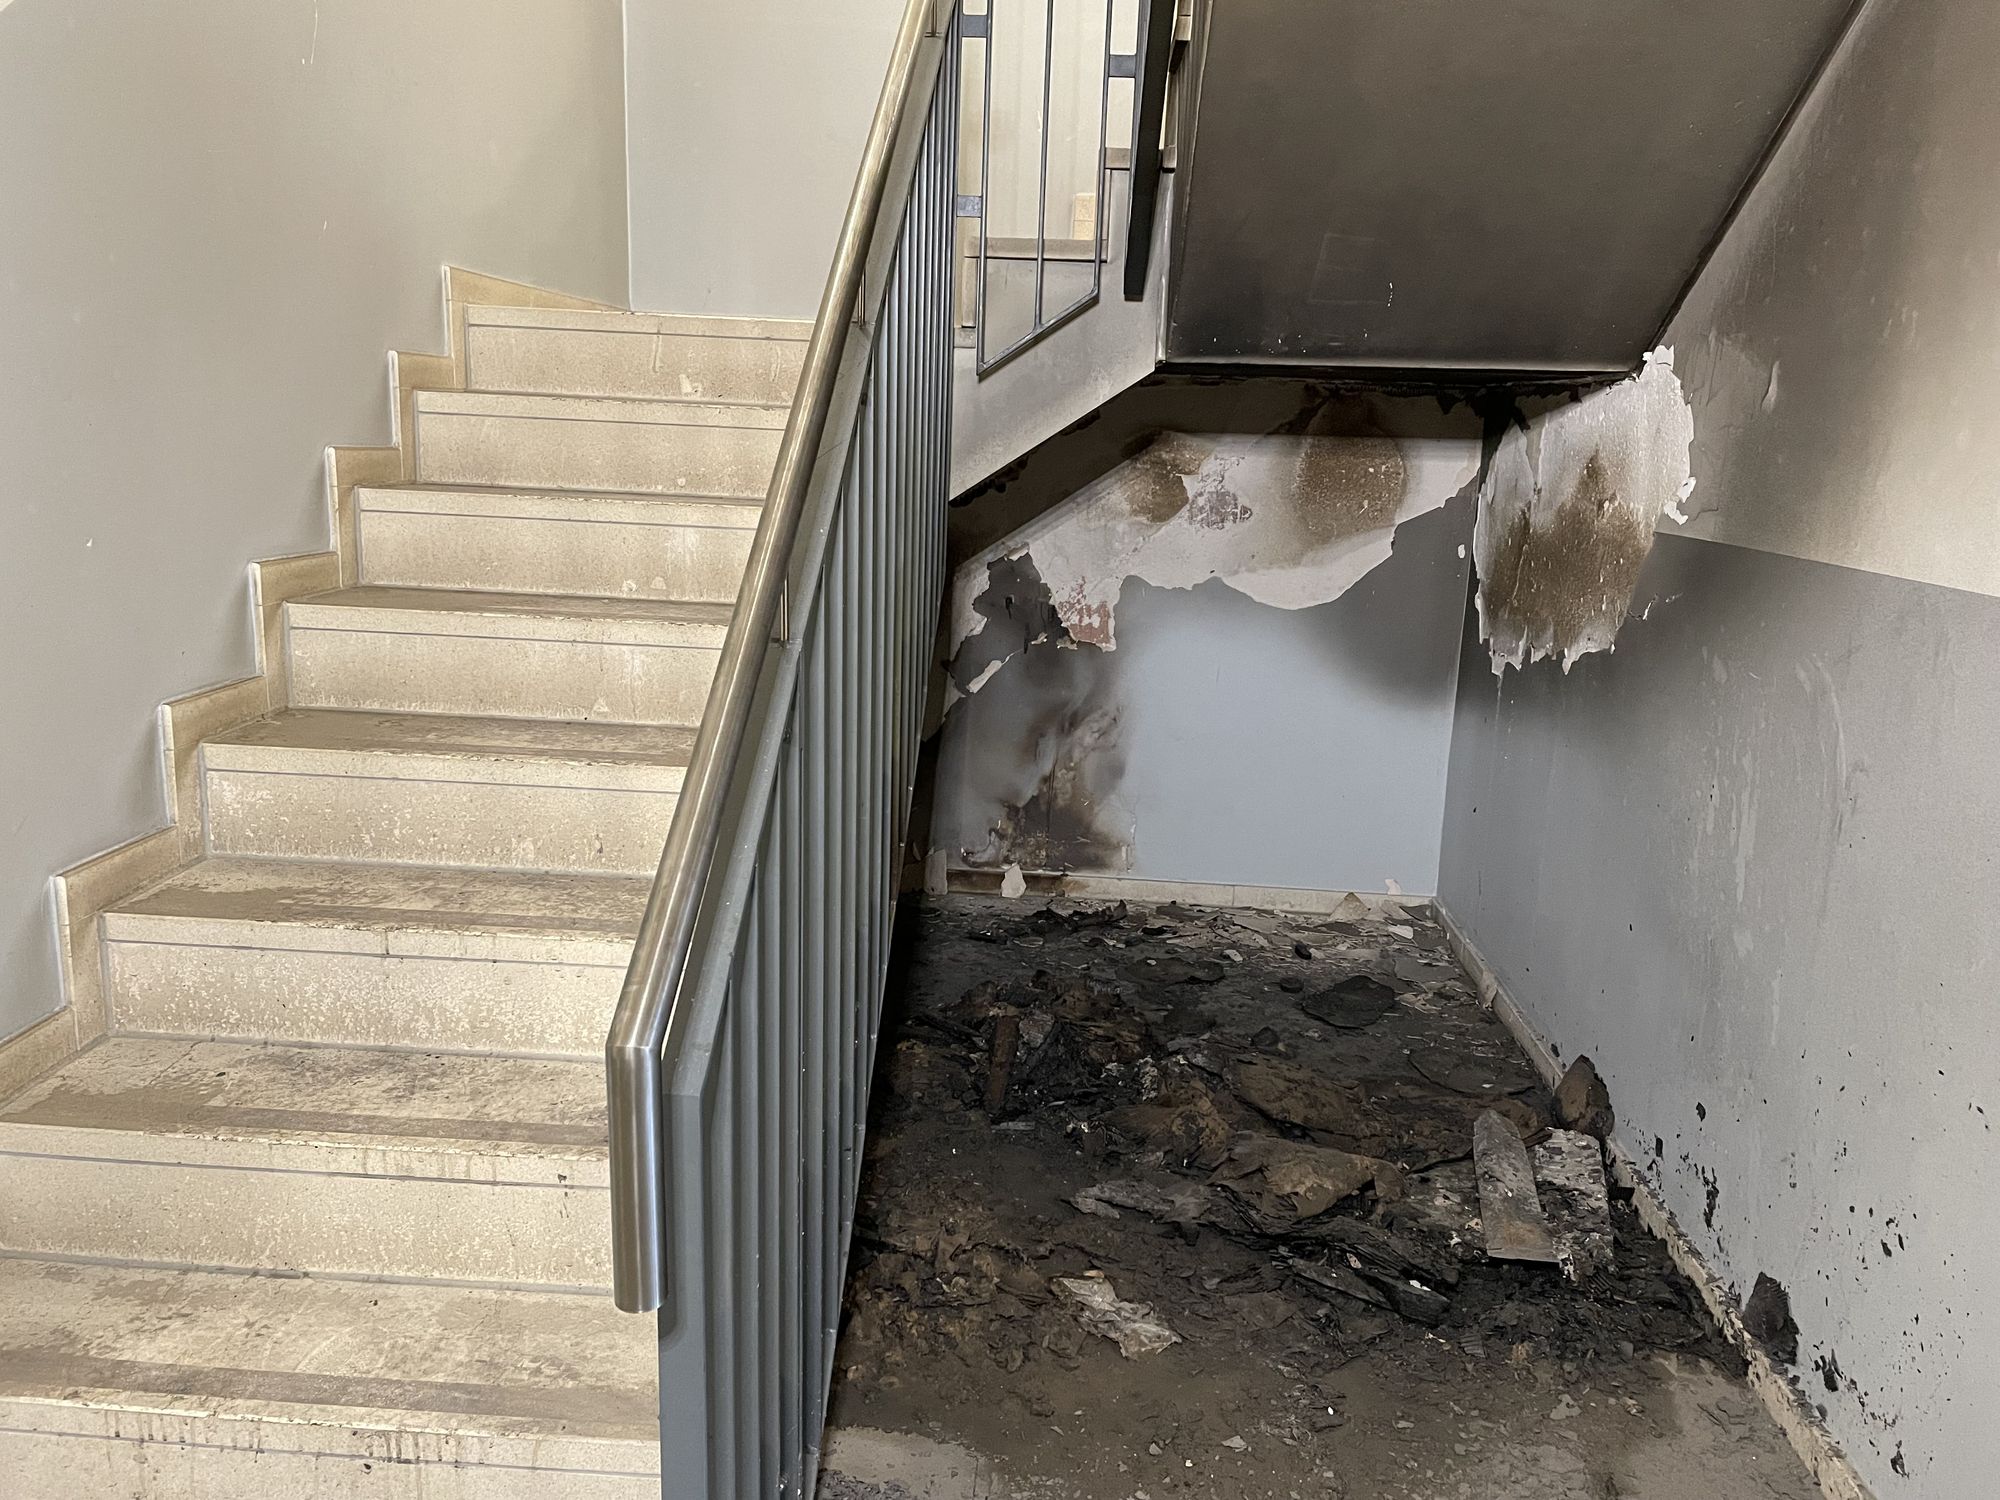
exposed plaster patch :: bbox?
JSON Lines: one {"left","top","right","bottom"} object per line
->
{"left": 1473, "top": 349, "right": 1696, "bottom": 672}
{"left": 948, "top": 400, "right": 1480, "bottom": 670}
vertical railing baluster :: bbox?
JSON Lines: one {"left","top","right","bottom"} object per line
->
{"left": 731, "top": 908, "right": 759, "bottom": 1490}
{"left": 778, "top": 730, "right": 805, "bottom": 1496}
{"left": 823, "top": 523, "right": 844, "bottom": 1396}
{"left": 757, "top": 834, "right": 783, "bottom": 1492}
{"left": 801, "top": 602, "right": 831, "bottom": 1452}
{"left": 862, "top": 295, "right": 886, "bottom": 1074}
{"left": 711, "top": 985, "right": 739, "bottom": 1499}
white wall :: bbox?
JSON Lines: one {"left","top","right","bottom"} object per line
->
{"left": 1441, "top": 2, "right": 2000, "bottom": 1493}
{"left": 624, "top": 0, "right": 905, "bottom": 319}
{"left": 0, "top": 0, "right": 629, "bottom": 1044}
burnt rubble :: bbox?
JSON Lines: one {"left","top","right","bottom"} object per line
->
{"left": 839, "top": 893, "right": 1739, "bottom": 1403}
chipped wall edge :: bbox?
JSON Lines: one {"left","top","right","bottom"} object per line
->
{"left": 1432, "top": 900, "right": 1879, "bottom": 1500}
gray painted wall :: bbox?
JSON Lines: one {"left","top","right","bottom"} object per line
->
{"left": 624, "top": 0, "right": 903, "bottom": 319}
{"left": 1439, "top": 1, "right": 2000, "bottom": 1491}
{"left": 0, "top": 0, "right": 630, "bottom": 1044}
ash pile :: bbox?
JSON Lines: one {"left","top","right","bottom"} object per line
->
{"left": 841, "top": 894, "right": 1734, "bottom": 1394}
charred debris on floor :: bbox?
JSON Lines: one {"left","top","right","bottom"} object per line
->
{"left": 843, "top": 894, "right": 1736, "bottom": 1391}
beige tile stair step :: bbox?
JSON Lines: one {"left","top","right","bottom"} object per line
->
{"left": 203, "top": 707, "right": 694, "bottom": 873}
{"left": 103, "top": 856, "right": 647, "bottom": 1054}
{"left": 464, "top": 302, "right": 811, "bottom": 404}
{"left": 0, "top": 1257, "right": 659, "bottom": 1499}
{"left": 0, "top": 1036, "right": 613, "bottom": 1286}
{"left": 415, "top": 389, "right": 788, "bottom": 497}
{"left": 285, "top": 584, "right": 734, "bottom": 724}
{"left": 356, "top": 483, "right": 763, "bottom": 603}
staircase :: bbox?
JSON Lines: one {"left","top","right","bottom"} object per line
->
{"left": 0, "top": 297, "right": 809, "bottom": 1497}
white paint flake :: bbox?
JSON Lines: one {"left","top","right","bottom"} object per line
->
{"left": 1473, "top": 348, "right": 1696, "bottom": 673}
{"left": 948, "top": 415, "right": 1481, "bottom": 681}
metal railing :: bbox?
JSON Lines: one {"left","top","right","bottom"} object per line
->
{"left": 960, "top": 0, "right": 1127, "bottom": 373}
{"left": 1122, "top": 0, "right": 1179, "bottom": 298}
{"left": 604, "top": 0, "right": 959, "bottom": 1492}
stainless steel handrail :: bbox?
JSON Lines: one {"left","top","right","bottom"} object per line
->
{"left": 606, "top": 0, "right": 953, "bottom": 1316}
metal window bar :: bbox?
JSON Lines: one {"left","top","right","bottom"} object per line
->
{"left": 1121, "top": 0, "right": 1178, "bottom": 299}
{"left": 971, "top": 0, "right": 1119, "bottom": 374}
{"left": 602, "top": 2, "right": 960, "bottom": 1496}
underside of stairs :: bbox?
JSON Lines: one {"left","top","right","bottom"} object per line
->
{"left": 0, "top": 291, "right": 810, "bottom": 1496}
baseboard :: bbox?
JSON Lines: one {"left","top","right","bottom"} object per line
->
{"left": 30, "top": 263, "right": 617, "bottom": 1070}
{"left": 440, "top": 265, "right": 623, "bottom": 390}
{"left": 327, "top": 444, "right": 401, "bottom": 588}
{"left": 0, "top": 1009, "right": 88, "bottom": 1108}
{"left": 1432, "top": 901, "right": 1878, "bottom": 1500}
{"left": 938, "top": 864, "right": 1422, "bottom": 916}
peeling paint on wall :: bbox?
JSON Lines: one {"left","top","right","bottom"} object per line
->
{"left": 948, "top": 396, "right": 1482, "bottom": 678}
{"left": 933, "top": 389, "right": 1483, "bottom": 886}
{"left": 1473, "top": 350, "right": 1696, "bottom": 672}
{"left": 944, "top": 552, "right": 1075, "bottom": 712}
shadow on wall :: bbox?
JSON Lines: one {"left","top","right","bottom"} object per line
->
{"left": 1300, "top": 495, "right": 1478, "bottom": 707}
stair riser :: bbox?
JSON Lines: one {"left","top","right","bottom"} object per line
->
{"left": 107, "top": 941, "right": 618, "bottom": 1055}
{"left": 0, "top": 1154, "right": 610, "bottom": 1288}
{"left": 467, "top": 321, "right": 805, "bottom": 405}
{"left": 417, "top": 409, "right": 781, "bottom": 496}
{"left": 359, "top": 508, "right": 754, "bottom": 603}
{"left": 205, "top": 769, "right": 677, "bottom": 875}
{"left": 287, "top": 624, "right": 720, "bottom": 725}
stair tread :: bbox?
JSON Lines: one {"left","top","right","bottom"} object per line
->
{"left": 0, "top": 1257, "right": 659, "bottom": 1449}
{"left": 107, "top": 854, "right": 647, "bottom": 941}
{"left": 419, "top": 387, "right": 792, "bottom": 425}
{"left": 0, "top": 1035, "right": 608, "bottom": 1167}
{"left": 292, "top": 583, "right": 737, "bottom": 630}
{"left": 204, "top": 706, "right": 697, "bottom": 775}
{"left": 465, "top": 301, "right": 811, "bottom": 341}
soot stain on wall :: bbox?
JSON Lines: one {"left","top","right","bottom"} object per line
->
{"left": 1480, "top": 450, "right": 1654, "bottom": 666}
{"left": 1473, "top": 350, "right": 1695, "bottom": 672}
{"left": 990, "top": 692, "right": 1128, "bottom": 872}
{"left": 935, "top": 552, "right": 1133, "bottom": 874}
{"left": 1123, "top": 431, "right": 1210, "bottom": 525}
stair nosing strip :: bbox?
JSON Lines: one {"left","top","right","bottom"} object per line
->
{"left": 0, "top": 1248, "right": 623, "bottom": 1303}
{"left": 286, "top": 620, "right": 727, "bottom": 651}
{"left": 202, "top": 764, "right": 685, "bottom": 794}
{"left": 357, "top": 502, "right": 761, "bottom": 532}
{"left": 0, "top": 1143, "right": 606, "bottom": 1190}
{"left": 99, "top": 932, "right": 633, "bottom": 967}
